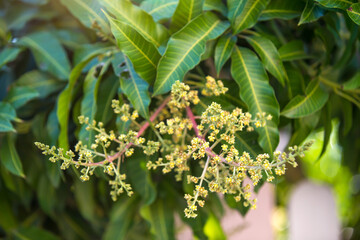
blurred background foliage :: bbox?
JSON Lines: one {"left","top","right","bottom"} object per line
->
{"left": 0, "top": 0, "right": 360, "bottom": 239}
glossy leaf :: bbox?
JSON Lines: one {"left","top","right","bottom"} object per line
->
{"left": 153, "top": 12, "right": 229, "bottom": 96}
{"left": 231, "top": 0, "right": 270, "bottom": 34}
{"left": 170, "top": 0, "right": 205, "bottom": 33}
{"left": 102, "top": 0, "right": 169, "bottom": 47}
{"left": 16, "top": 70, "right": 64, "bottom": 98}
{"left": 204, "top": 0, "right": 227, "bottom": 16}
{"left": 203, "top": 213, "right": 226, "bottom": 239}
{"left": 0, "top": 47, "right": 22, "bottom": 68}
{"left": 343, "top": 72, "right": 360, "bottom": 90}
{"left": 19, "top": 32, "right": 71, "bottom": 80}
{"left": 121, "top": 58, "right": 151, "bottom": 119}
{"left": 141, "top": 199, "right": 175, "bottom": 240}
{"left": 0, "top": 102, "right": 16, "bottom": 121}
{"left": 279, "top": 40, "right": 308, "bottom": 61}
{"left": 105, "top": 13, "right": 161, "bottom": 84}
{"left": 246, "top": 35, "right": 287, "bottom": 86}
{"left": 59, "top": 0, "right": 110, "bottom": 33}
{"left": 140, "top": 0, "right": 178, "bottom": 22}
{"left": 235, "top": 131, "right": 262, "bottom": 158}
{"left": 299, "top": 0, "right": 325, "bottom": 25}
{"left": 126, "top": 151, "right": 156, "bottom": 205}
{"left": 281, "top": 80, "right": 329, "bottom": 118}
{"left": 0, "top": 116, "right": 15, "bottom": 132}
{"left": 57, "top": 46, "right": 111, "bottom": 150}
{"left": 5, "top": 86, "right": 39, "bottom": 109}
{"left": 347, "top": 3, "right": 360, "bottom": 25}
{"left": 260, "top": 0, "right": 304, "bottom": 21}
{"left": 315, "top": 0, "right": 355, "bottom": 10}
{"left": 0, "top": 133, "right": 24, "bottom": 177}
{"left": 111, "top": 51, "right": 126, "bottom": 77}
{"left": 231, "top": 46, "right": 279, "bottom": 154}
{"left": 214, "top": 34, "right": 236, "bottom": 76}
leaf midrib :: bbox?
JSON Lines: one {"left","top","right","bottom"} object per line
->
{"left": 235, "top": 0, "right": 261, "bottom": 33}
{"left": 155, "top": 19, "right": 221, "bottom": 94}
{"left": 72, "top": 0, "right": 109, "bottom": 31}
{"left": 148, "top": 2, "right": 177, "bottom": 14}
{"left": 235, "top": 47, "right": 273, "bottom": 152}
{"left": 22, "top": 38, "right": 69, "bottom": 77}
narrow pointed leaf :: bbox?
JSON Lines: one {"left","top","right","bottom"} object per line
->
{"left": 59, "top": 0, "right": 110, "bottom": 33}
{"left": 0, "top": 102, "right": 16, "bottom": 121}
{"left": 19, "top": 32, "right": 71, "bottom": 80}
{"left": 141, "top": 199, "right": 175, "bottom": 240}
{"left": 204, "top": 0, "right": 227, "bottom": 16}
{"left": 279, "top": 40, "right": 308, "bottom": 61}
{"left": 315, "top": 0, "right": 355, "bottom": 10}
{"left": 0, "top": 47, "right": 22, "bottom": 68}
{"left": 0, "top": 117, "right": 15, "bottom": 132}
{"left": 299, "top": 0, "right": 325, "bottom": 25}
{"left": 57, "top": 46, "right": 111, "bottom": 150}
{"left": 154, "top": 12, "right": 229, "bottom": 96}
{"left": 0, "top": 134, "right": 24, "bottom": 177}
{"left": 231, "top": 0, "right": 270, "bottom": 34}
{"left": 281, "top": 80, "right": 329, "bottom": 118}
{"left": 102, "top": 0, "right": 169, "bottom": 47}
{"left": 231, "top": 46, "right": 279, "bottom": 154}
{"left": 260, "top": 0, "right": 304, "bottom": 21}
{"left": 121, "top": 58, "right": 151, "bottom": 119}
{"left": 347, "top": 3, "right": 360, "bottom": 25}
{"left": 140, "top": 0, "right": 178, "bottom": 22}
{"left": 246, "top": 35, "right": 287, "bottom": 86}
{"left": 171, "top": 0, "right": 205, "bottom": 33}
{"left": 214, "top": 35, "right": 236, "bottom": 76}
{"left": 105, "top": 14, "right": 161, "bottom": 84}
{"left": 227, "top": 0, "right": 245, "bottom": 24}
{"left": 5, "top": 86, "right": 39, "bottom": 109}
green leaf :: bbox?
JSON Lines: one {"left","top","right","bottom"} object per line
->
{"left": 285, "top": 64, "right": 305, "bottom": 98}
{"left": 105, "top": 13, "right": 161, "bottom": 85}
{"left": 315, "top": 0, "right": 355, "bottom": 10}
{"left": 235, "top": 131, "right": 262, "bottom": 158}
{"left": 153, "top": 12, "right": 229, "bottom": 96}
{"left": 347, "top": 3, "right": 360, "bottom": 25}
{"left": 19, "top": 31, "right": 71, "bottom": 80}
{"left": 5, "top": 86, "right": 39, "bottom": 109}
{"left": 74, "top": 180, "right": 96, "bottom": 224}
{"left": 0, "top": 47, "right": 22, "bottom": 68}
{"left": 343, "top": 72, "right": 360, "bottom": 90}
{"left": 231, "top": 0, "right": 270, "bottom": 34}
{"left": 260, "top": 0, "right": 304, "bottom": 21}
{"left": 0, "top": 133, "right": 24, "bottom": 177}
{"left": 281, "top": 80, "right": 329, "bottom": 118}
{"left": 170, "top": 0, "right": 205, "bottom": 33}
{"left": 231, "top": 46, "right": 279, "bottom": 154}
{"left": 224, "top": 192, "right": 250, "bottom": 216}
{"left": 121, "top": 58, "right": 151, "bottom": 119}
{"left": 57, "top": 46, "right": 110, "bottom": 150}
{"left": 203, "top": 213, "right": 226, "bottom": 240}
{"left": 79, "top": 66, "right": 100, "bottom": 146}
{"left": 59, "top": 0, "right": 110, "bottom": 33}
{"left": 204, "top": 0, "right": 228, "bottom": 16}
{"left": 0, "top": 116, "right": 15, "bottom": 132}
{"left": 299, "top": 0, "right": 325, "bottom": 25}
{"left": 126, "top": 151, "right": 156, "bottom": 205}
{"left": 37, "top": 175, "right": 56, "bottom": 215}
{"left": 16, "top": 70, "right": 64, "bottom": 98}
{"left": 140, "top": 0, "right": 179, "bottom": 22}
{"left": 111, "top": 51, "right": 126, "bottom": 76}
{"left": 102, "top": 0, "right": 169, "bottom": 47}
{"left": 214, "top": 34, "right": 236, "bottom": 76}
{"left": 0, "top": 102, "right": 16, "bottom": 121}
{"left": 279, "top": 40, "right": 308, "bottom": 61}
{"left": 246, "top": 35, "right": 287, "bottom": 86}
{"left": 141, "top": 199, "right": 175, "bottom": 240}
{"left": 13, "top": 226, "right": 60, "bottom": 240}
{"left": 103, "top": 198, "right": 138, "bottom": 240}
{"left": 0, "top": 192, "right": 17, "bottom": 232}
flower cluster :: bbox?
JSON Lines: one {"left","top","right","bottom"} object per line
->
{"left": 35, "top": 76, "right": 312, "bottom": 219}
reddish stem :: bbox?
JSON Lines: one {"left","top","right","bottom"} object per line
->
{"left": 83, "top": 96, "right": 171, "bottom": 167}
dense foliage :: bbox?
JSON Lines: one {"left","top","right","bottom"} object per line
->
{"left": 0, "top": 0, "right": 360, "bottom": 239}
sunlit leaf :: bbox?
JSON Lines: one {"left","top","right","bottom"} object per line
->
{"left": 231, "top": 46, "right": 279, "bottom": 154}
{"left": 204, "top": 0, "right": 227, "bottom": 16}
{"left": 141, "top": 0, "right": 178, "bottom": 22}
{"left": 154, "top": 12, "right": 229, "bottom": 96}
{"left": 315, "top": 0, "right": 355, "bottom": 10}
{"left": 299, "top": 0, "right": 325, "bottom": 25}
{"left": 171, "top": 0, "right": 205, "bottom": 33}
{"left": 214, "top": 34, "right": 236, "bottom": 76}
{"left": 343, "top": 72, "right": 360, "bottom": 90}
{"left": 260, "top": 0, "right": 304, "bottom": 20}
{"left": 347, "top": 3, "right": 360, "bottom": 25}
{"left": 281, "top": 80, "right": 329, "bottom": 118}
